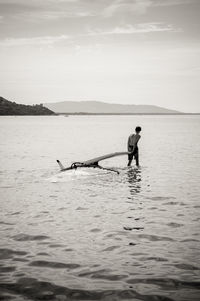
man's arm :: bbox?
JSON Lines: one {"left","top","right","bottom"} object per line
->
{"left": 136, "top": 135, "right": 141, "bottom": 143}
{"left": 129, "top": 135, "right": 140, "bottom": 153}
{"left": 127, "top": 136, "right": 132, "bottom": 152}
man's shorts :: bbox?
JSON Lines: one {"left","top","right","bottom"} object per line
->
{"left": 128, "top": 145, "right": 138, "bottom": 161}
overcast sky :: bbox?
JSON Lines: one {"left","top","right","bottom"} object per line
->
{"left": 0, "top": 0, "right": 199, "bottom": 112}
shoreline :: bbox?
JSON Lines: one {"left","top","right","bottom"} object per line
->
{"left": 57, "top": 112, "right": 200, "bottom": 116}
{"left": 1, "top": 113, "right": 200, "bottom": 116}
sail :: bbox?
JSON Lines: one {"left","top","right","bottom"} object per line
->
{"left": 57, "top": 152, "right": 129, "bottom": 172}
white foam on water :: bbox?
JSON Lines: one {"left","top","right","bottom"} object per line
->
{"left": 47, "top": 169, "right": 92, "bottom": 183}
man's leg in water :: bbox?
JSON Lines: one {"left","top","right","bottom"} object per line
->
{"left": 134, "top": 148, "right": 139, "bottom": 166}
{"left": 128, "top": 152, "right": 134, "bottom": 166}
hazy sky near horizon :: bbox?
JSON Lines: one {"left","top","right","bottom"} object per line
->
{"left": 0, "top": 0, "right": 200, "bottom": 112}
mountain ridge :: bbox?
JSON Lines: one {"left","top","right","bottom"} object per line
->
{"left": 0, "top": 97, "right": 56, "bottom": 115}
{"left": 44, "top": 100, "right": 181, "bottom": 114}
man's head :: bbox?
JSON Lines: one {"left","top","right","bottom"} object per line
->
{"left": 135, "top": 126, "right": 141, "bottom": 133}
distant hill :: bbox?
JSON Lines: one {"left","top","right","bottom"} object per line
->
{"left": 44, "top": 101, "right": 180, "bottom": 114}
{"left": 0, "top": 97, "right": 56, "bottom": 115}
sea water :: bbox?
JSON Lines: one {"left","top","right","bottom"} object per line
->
{"left": 0, "top": 115, "right": 200, "bottom": 301}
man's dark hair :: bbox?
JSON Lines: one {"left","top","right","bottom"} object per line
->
{"left": 135, "top": 126, "right": 141, "bottom": 132}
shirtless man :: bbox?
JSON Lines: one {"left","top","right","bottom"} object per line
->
{"left": 127, "top": 126, "right": 141, "bottom": 166}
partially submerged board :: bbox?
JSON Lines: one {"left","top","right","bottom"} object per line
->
{"left": 57, "top": 151, "right": 129, "bottom": 173}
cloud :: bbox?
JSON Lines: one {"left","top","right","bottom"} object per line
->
{"left": 153, "top": 0, "right": 197, "bottom": 6}
{"left": 103, "top": 0, "right": 153, "bottom": 17}
{"left": 0, "top": 35, "right": 69, "bottom": 46}
{"left": 0, "top": 0, "right": 96, "bottom": 22}
{"left": 102, "top": 0, "right": 197, "bottom": 17}
{"left": 0, "top": 0, "right": 78, "bottom": 3}
{"left": 88, "top": 23, "right": 179, "bottom": 35}
{"left": 20, "top": 10, "right": 96, "bottom": 21}
{"left": 1, "top": 0, "right": 197, "bottom": 25}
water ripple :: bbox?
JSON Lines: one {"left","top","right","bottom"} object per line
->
{"left": 0, "top": 277, "right": 191, "bottom": 301}
{"left": 12, "top": 234, "right": 49, "bottom": 241}
{"left": 29, "top": 260, "right": 80, "bottom": 269}
{"left": 0, "top": 249, "right": 28, "bottom": 260}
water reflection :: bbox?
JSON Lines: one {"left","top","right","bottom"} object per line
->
{"left": 127, "top": 167, "right": 141, "bottom": 197}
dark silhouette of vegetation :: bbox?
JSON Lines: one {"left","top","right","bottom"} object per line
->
{"left": 0, "top": 97, "right": 56, "bottom": 115}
